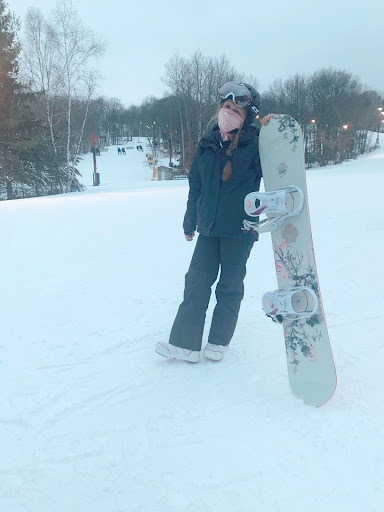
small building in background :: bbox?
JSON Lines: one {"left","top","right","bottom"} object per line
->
{"left": 156, "top": 166, "right": 187, "bottom": 181}
{"left": 157, "top": 166, "right": 174, "bottom": 180}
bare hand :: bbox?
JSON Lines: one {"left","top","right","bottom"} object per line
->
{"left": 185, "top": 232, "right": 195, "bottom": 241}
{"left": 260, "top": 114, "right": 274, "bottom": 126}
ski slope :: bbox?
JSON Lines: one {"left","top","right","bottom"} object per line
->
{"left": 1, "top": 138, "right": 383, "bottom": 511}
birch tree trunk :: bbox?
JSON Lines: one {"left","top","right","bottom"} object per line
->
{"left": 23, "top": 1, "right": 104, "bottom": 194}
{"left": 177, "top": 99, "right": 185, "bottom": 169}
{"left": 68, "top": 73, "right": 97, "bottom": 189}
{"left": 23, "top": 8, "right": 61, "bottom": 160}
{"left": 53, "top": 0, "right": 103, "bottom": 192}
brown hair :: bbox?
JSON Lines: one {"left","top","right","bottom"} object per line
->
{"left": 209, "top": 103, "right": 248, "bottom": 181}
{"left": 222, "top": 129, "right": 244, "bottom": 181}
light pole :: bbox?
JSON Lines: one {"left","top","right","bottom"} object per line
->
{"left": 309, "top": 119, "right": 316, "bottom": 166}
{"left": 88, "top": 132, "right": 100, "bottom": 186}
{"left": 169, "top": 130, "right": 173, "bottom": 167}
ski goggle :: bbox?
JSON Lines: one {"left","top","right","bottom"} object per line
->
{"left": 219, "top": 81, "right": 252, "bottom": 109}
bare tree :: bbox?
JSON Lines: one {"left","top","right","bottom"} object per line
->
{"left": 22, "top": 8, "right": 61, "bottom": 156}
{"left": 263, "top": 68, "right": 379, "bottom": 167}
{"left": 163, "top": 50, "right": 247, "bottom": 167}
{"left": 22, "top": 0, "right": 104, "bottom": 192}
{"left": 53, "top": 0, "right": 104, "bottom": 191}
{"left": 69, "top": 69, "right": 99, "bottom": 184}
{"left": 163, "top": 53, "right": 190, "bottom": 166}
{"left": 105, "top": 97, "right": 125, "bottom": 144}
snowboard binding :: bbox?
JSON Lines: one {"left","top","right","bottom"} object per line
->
{"left": 267, "top": 313, "right": 284, "bottom": 324}
{"left": 262, "top": 286, "right": 318, "bottom": 321}
{"left": 243, "top": 186, "right": 304, "bottom": 233}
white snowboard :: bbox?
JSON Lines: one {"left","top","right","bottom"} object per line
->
{"left": 255, "top": 114, "right": 337, "bottom": 406}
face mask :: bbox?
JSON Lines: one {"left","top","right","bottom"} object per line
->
{"left": 218, "top": 108, "right": 244, "bottom": 140}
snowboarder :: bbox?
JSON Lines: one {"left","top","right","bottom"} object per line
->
{"left": 155, "top": 81, "right": 270, "bottom": 363}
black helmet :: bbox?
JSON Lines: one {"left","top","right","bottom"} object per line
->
{"left": 219, "top": 81, "right": 261, "bottom": 124}
{"left": 242, "top": 83, "right": 261, "bottom": 115}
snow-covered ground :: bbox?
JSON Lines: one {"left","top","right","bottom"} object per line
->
{"left": 1, "top": 137, "right": 383, "bottom": 511}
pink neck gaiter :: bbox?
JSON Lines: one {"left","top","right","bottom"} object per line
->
{"left": 218, "top": 108, "right": 244, "bottom": 140}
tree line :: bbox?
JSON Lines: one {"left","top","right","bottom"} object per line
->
{"left": 262, "top": 72, "right": 382, "bottom": 166}
{"left": 0, "top": 0, "right": 103, "bottom": 200}
{"left": 110, "top": 59, "right": 382, "bottom": 170}
{"left": 0, "top": 0, "right": 383, "bottom": 200}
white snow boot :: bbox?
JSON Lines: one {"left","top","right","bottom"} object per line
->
{"left": 243, "top": 186, "right": 304, "bottom": 233}
{"left": 262, "top": 286, "right": 318, "bottom": 320}
{"left": 155, "top": 342, "right": 200, "bottom": 363}
{"left": 203, "top": 343, "right": 228, "bottom": 361}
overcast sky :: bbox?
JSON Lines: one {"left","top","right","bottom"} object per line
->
{"left": 8, "top": 0, "right": 384, "bottom": 106}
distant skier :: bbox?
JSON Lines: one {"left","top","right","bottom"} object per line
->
{"left": 155, "top": 81, "right": 271, "bottom": 363}
{"left": 117, "top": 147, "right": 121, "bottom": 155}
{"left": 121, "top": 147, "right": 126, "bottom": 155}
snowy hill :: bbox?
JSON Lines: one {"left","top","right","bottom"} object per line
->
{"left": 1, "top": 138, "right": 383, "bottom": 511}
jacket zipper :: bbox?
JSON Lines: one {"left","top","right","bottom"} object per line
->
{"left": 208, "top": 142, "right": 225, "bottom": 234}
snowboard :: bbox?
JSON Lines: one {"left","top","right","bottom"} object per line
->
{"left": 249, "top": 114, "right": 337, "bottom": 406}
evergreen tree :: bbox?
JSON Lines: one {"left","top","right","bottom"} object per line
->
{"left": 0, "top": 1, "right": 59, "bottom": 199}
{"left": 0, "top": 0, "right": 21, "bottom": 198}
{"left": 0, "top": 1, "right": 38, "bottom": 199}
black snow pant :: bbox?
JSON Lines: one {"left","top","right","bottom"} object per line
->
{"left": 169, "top": 234, "right": 255, "bottom": 351}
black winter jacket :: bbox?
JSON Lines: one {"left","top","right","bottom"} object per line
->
{"left": 183, "top": 124, "right": 263, "bottom": 240}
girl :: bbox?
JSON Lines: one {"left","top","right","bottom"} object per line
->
{"left": 156, "top": 81, "right": 268, "bottom": 362}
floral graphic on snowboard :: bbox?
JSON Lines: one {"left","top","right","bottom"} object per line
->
{"left": 274, "top": 240, "right": 324, "bottom": 371}
{"left": 259, "top": 114, "right": 336, "bottom": 405}
{"left": 276, "top": 115, "right": 300, "bottom": 151}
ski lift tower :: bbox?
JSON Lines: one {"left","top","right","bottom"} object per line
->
{"left": 89, "top": 132, "right": 100, "bottom": 186}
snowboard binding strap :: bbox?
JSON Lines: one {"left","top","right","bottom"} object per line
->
{"left": 266, "top": 313, "right": 284, "bottom": 324}
{"left": 262, "top": 286, "right": 318, "bottom": 320}
{"left": 243, "top": 186, "right": 304, "bottom": 233}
